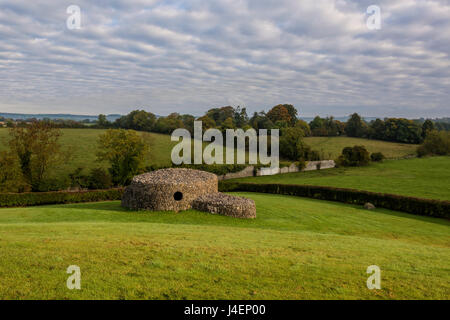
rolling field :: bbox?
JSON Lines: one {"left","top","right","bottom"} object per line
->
{"left": 0, "top": 128, "right": 419, "bottom": 171}
{"left": 0, "top": 128, "right": 176, "bottom": 170}
{"left": 0, "top": 192, "right": 449, "bottom": 300}
{"left": 303, "top": 136, "right": 418, "bottom": 159}
{"left": 234, "top": 157, "right": 450, "bottom": 201}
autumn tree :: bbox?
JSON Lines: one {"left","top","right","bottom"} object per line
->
{"left": 267, "top": 105, "right": 292, "bottom": 124}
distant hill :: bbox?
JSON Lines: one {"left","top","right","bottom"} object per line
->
{"left": 0, "top": 112, "right": 122, "bottom": 122}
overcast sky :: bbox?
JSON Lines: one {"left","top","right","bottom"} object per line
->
{"left": 0, "top": 0, "right": 449, "bottom": 117}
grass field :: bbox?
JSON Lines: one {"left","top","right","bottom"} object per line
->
{"left": 303, "top": 136, "right": 418, "bottom": 159}
{"left": 0, "top": 192, "right": 448, "bottom": 300}
{"left": 234, "top": 157, "right": 450, "bottom": 201}
{"left": 0, "top": 128, "right": 419, "bottom": 173}
{"left": 0, "top": 128, "right": 176, "bottom": 169}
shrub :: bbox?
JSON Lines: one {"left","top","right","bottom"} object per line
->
{"left": 0, "top": 188, "right": 124, "bottom": 208}
{"left": 88, "top": 168, "right": 113, "bottom": 190}
{"left": 219, "top": 182, "right": 450, "bottom": 219}
{"left": 0, "top": 151, "right": 29, "bottom": 193}
{"left": 337, "top": 146, "right": 370, "bottom": 167}
{"left": 370, "top": 152, "right": 385, "bottom": 162}
{"left": 69, "top": 167, "right": 90, "bottom": 189}
{"left": 417, "top": 130, "right": 450, "bottom": 157}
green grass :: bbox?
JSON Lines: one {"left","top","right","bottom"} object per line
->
{"left": 0, "top": 193, "right": 448, "bottom": 300}
{"left": 234, "top": 157, "right": 450, "bottom": 201}
{"left": 0, "top": 129, "right": 419, "bottom": 171}
{"left": 0, "top": 128, "right": 176, "bottom": 169}
{"left": 304, "top": 136, "right": 418, "bottom": 159}
{"left": 0, "top": 128, "right": 255, "bottom": 178}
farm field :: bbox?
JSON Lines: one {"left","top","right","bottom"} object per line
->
{"left": 303, "top": 136, "right": 418, "bottom": 159}
{"left": 234, "top": 157, "right": 450, "bottom": 201}
{"left": 0, "top": 128, "right": 175, "bottom": 170}
{"left": 0, "top": 128, "right": 419, "bottom": 172}
{"left": 0, "top": 192, "right": 449, "bottom": 300}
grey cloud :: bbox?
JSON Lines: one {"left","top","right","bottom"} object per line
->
{"left": 0, "top": 0, "right": 449, "bottom": 117}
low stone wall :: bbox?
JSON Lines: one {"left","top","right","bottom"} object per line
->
{"left": 219, "top": 160, "right": 335, "bottom": 180}
{"left": 218, "top": 166, "right": 255, "bottom": 180}
{"left": 303, "top": 160, "right": 335, "bottom": 171}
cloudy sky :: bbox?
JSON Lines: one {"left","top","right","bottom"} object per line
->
{"left": 0, "top": 0, "right": 449, "bottom": 117}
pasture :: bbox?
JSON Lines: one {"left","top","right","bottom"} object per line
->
{"left": 0, "top": 192, "right": 448, "bottom": 300}
{"left": 234, "top": 157, "right": 450, "bottom": 201}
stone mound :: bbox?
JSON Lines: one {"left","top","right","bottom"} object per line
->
{"left": 121, "top": 168, "right": 218, "bottom": 212}
{"left": 192, "top": 192, "right": 256, "bottom": 219}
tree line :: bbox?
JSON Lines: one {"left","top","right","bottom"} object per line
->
{"left": 94, "top": 106, "right": 447, "bottom": 145}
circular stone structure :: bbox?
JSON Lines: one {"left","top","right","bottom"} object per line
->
{"left": 121, "top": 168, "right": 218, "bottom": 212}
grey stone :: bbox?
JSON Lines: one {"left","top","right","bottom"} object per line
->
{"left": 364, "top": 202, "right": 376, "bottom": 210}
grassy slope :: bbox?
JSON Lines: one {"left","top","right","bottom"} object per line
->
{"left": 234, "top": 157, "right": 450, "bottom": 201}
{"left": 0, "top": 128, "right": 254, "bottom": 173}
{"left": 304, "top": 136, "right": 418, "bottom": 159}
{"left": 0, "top": 192, "right": 448, "bottom": 300}
{"left": 1, "top": 129, "right": 419, "bottom": 169}
{"left": 0, "top": 128, "right": 176, "bottom": 168}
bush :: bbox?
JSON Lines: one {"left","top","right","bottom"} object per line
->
{"left": 88, "top": 168, "right": 113, "bottom": 190}
{"left": 370, "top": 152, "right": 385, "bottom": 162}
{"left": 0, "top": 151, "right": 29, "bottom": 193}
{"left": 337, "top": 146, "right": 370, "bottom": 167}
{"left": 219, "top": 182, "right": 450, "bottom": 219}
{"left": 417, "top": 130, "right": 450, "bottom": 157}
{"left": 0, "top": 188, "right": 124, "bottom": 208}
{"left": 69, "top": 167, "right": 90, "bottom": 189}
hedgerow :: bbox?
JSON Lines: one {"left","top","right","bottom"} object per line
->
{"left": 219, "top": 182, "right": 450, "bottom": 219}
{"left": 0, "top": 188, "right": 124, "bottom": 208}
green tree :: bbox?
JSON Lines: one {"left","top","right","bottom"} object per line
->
{"left": 345, "top": 113, "right": 368, "bottom": 137}
{"left": 154, "top": 113, "right": 184, "bottom": 134}
{"left": 8, "top": 121, "right": 66, "bottom": 191}
{"left": 206, "top": 106, "right": 235, "bottom": 126}
{"left": 221, "top": 117, "right": 236, "bottom": 132}
{"left": 180, "top": 114, "right": 195, "bottom": 134}
{"left": 97, "top": 129, "right": 148, "bottom": 186}
{"left": 368, "top": 119, "right": 386, "bottom": 140}
{"left": 197, "top": 115, "right": 216, "bottom": 131}
{"left": 249, "top": 112, "right": 274, "bottom": 130}
{"left": 279, "top": 127, "right": 307, "bottom": 161}
{"left": 97, "top": 114, "right": 110, "bottom": 128}
{"left": 234, "top": 106, "right": 249, "bottom": 128}
{"left": 417, "top": 130, "right": 450, "bottom": 157}
{"left": 114, "top": 110, "right": 156, "bottom": 132}
{"left": 295, "top": 120, "right": 311, "bottom": 136}
{"left": 0, "top": 151, "right": 28, "bottom": 192}
{"left": 422, "top": 120, "right": 435, "bottom": 138}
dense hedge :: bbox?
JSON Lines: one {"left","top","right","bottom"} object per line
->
{"left": 219, "top": 182, "right": 450, "bottom": 219}
{"left": 0, "top": 188, "right": 124, "bottom": 208}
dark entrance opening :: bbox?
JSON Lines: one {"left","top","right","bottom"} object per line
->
{"left": 174, "top": 191, "right": 183, "bottom": 201}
